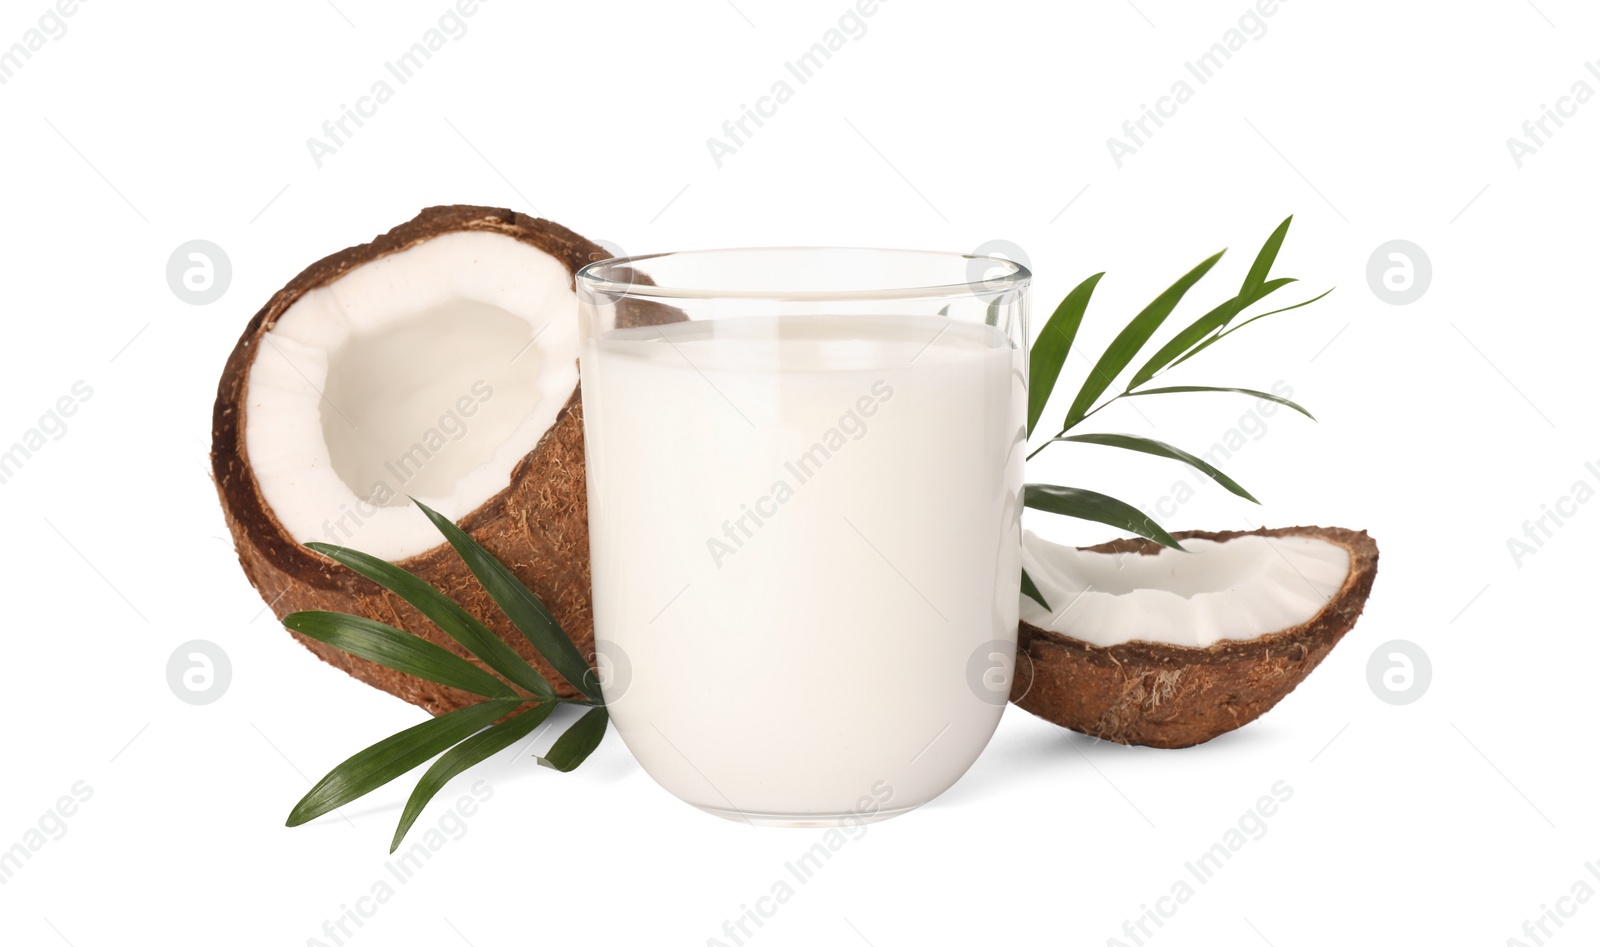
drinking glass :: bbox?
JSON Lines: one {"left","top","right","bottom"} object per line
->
{"left": 575, "top": 248, "right": 1028, "bottom": 826}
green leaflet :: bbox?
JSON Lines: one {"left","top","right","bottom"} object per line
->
{"left": 412, "top": 500, "right": 601, "bottom": 701}
{"left": 1052, "top": 433, "right": 1259, "bottom": 503}
{"left": 1028, "top": 272, "right": 1104, "bottom": 437}
{"left": 287, "top": 699, "right": 519, "bottom": 827}
{"left": 1122, "top": 385, "right": 1315, "bottom": 420}
{"left": 1021, "top": 567, "right": 1050, "bottom": 611}
{"left": 284, "top": 611, "right": 517, "bottom": 699}
{"left": 536, "top": 707, "right": 610, "bottom": 773}
{"left": 390, "top": 702, "right": 556, "bottom": 852}
{"left": 305, "top": 542, "right": 556, "bottom": 701}
{"left": 1023, "top": 484, "right": 1183, "bottom": 550}
{"left": 1061, "top": 250, "right": 1224, "bottom": 431}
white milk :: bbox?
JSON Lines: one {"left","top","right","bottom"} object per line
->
{"left": 581, "top": 314, "right": 1024, "bottom": 824}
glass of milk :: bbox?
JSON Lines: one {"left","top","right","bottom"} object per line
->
{"left": 575, "top": 248, "right": 1028, "bottom": 826}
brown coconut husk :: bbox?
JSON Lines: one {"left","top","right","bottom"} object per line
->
{"left": 211, "top": 205, "right": 671, "bottom": 714}
{"left": 1010, "top": 525, "right": 1379, "bottom": 749}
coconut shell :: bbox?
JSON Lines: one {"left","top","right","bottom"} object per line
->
{"left": 1010, "top": 525, "right": 1379, "bottom": 749}
{"left": 211, "top": 205, "right": 668, "bottom": 715}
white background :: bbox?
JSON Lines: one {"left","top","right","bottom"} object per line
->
{"left": 1, "top": 1, "right": 1595, "bottom": 944}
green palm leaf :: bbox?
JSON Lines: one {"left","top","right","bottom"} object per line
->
{"left": 287, "top": 698, "right": 519, "bottom": 827}
{"left": 1028, "top": 272, "right": 1103, "bottom": 436}
{"left": 1021, "top": 567, "right": 1049, "bottom": 610}
{"left": 305, "top": 542, "right": 555, "bottom": 701}
{"left": 1053, "top": 433, "right": 1258, "bottom": 502}
{"left": 1062, "top": 250, "right": 1224, "bottom": 431}
{"left": 390, "top": 702, "right": 556, "bottom": 852}
{"left": 1125, "top": 278, "right": 1294, "bottom": 390}
{"left": 1023, "top": 483, "right": 1182, "bottom": 550}
{"left": 1241, "top": 215, "right": 1293, "bottom": 295}
{"left": 412, "top": 500, "right": 601, "bottom": 701}
{"left": 284, "top": 611, "right": 517, "bottom": 699}
{"left": 1167, "top": 287, "right": 1334, "bottom": 371}
{"left": 1122, "top": 385, "right": 1314, "bottom": 419}
{"left": 536, "top": 707, "right": 610, "bottom": 773}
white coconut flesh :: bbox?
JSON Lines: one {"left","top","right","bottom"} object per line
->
{"left": 243, "top": 230, "right": 580, "bottom": 561}
{"left": 1020, "top": 530, "right": 1351, "bottom": 648}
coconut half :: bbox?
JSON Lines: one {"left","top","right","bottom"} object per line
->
{"left": 212, "top": 205, "right": 642, "bottom": 714}
{"left": 1010, "top": 525, "right": 1379, "bottom": 748}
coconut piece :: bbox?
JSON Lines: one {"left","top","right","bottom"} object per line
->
{"left": 1010, "top": 525, "right": 1378, "bottom": 748}
{"left": 211, "top": 205, "right": 674, "bottom": 714}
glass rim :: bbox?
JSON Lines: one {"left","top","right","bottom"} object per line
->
{"left": 574, "top": 246, "right": 1032, "bottom": 303}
